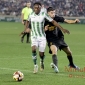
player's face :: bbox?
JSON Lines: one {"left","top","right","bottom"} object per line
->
{"left": 33, "top": 5, "right": 41, "bottom": 14}
{"left": 27, "top": 2, "right": 31, "bottom": 8}
{"left": 48, "top": 10, "right": 56, "bottom": 18}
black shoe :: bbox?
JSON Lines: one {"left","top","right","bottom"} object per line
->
{"left": 69, "top": 64, "right": 80, "bottom": 70}
{"left": 21, "top": 38, "right": 24, "bottom": 43}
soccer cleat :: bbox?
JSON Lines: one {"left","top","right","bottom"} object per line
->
{"left": 69, "top": 64, "right": 80, "bottom": 70}
{"left": 33, "top": 65, "right": 38, "bottom": 74}
{"left": 50, "top": 63, "right": 59, "bottom": 73}
{"left": 40, "top": 62, "right": 44, "bottom": 71}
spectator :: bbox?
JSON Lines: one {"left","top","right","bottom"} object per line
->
{"left": 0, "top": 0, "right": 85, "bottom": 17}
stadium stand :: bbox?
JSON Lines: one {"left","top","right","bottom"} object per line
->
{"left": 0, "top": 0, "right": 85, "bottom": 17}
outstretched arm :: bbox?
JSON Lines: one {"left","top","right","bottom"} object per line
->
{"left": 51, "top": 20, "right": 70, "bottom": 34}
{"left": 64, "top": 19, "right": 80, "bottom": 24}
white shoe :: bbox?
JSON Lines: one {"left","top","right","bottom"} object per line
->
{"left": 33, "top": 65, "right": 38, "bottom": 74}
{"left": 50, "top": 63, "right": 59, "bottom": 73}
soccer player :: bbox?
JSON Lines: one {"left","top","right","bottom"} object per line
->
{"left": 21, "top": 2, "right": 32, "bottom": 43}
{"left": 44, "top": 7, "right": 80, "bottom": 73}
{"left": 23, "top": 2, "right": 70, "bottom": 73}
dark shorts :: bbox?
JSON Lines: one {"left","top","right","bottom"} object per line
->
{"left": 47, "top": 37, "right": 68, "bottom": 54}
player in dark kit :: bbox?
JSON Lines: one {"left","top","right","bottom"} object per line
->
{"left": 44, "top": 7, "right": 80, "bottom": 72}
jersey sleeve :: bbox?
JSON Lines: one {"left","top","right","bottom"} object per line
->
{"left": 55, "top": 15, "right": 64, "bottom": 22}
{"left": 45, "top": 13, "right": 53, "bottom": 22}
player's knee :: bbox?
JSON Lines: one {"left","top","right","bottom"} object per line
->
{"left": 32, "top": 46, "right": 36, "bottom": 52}
{"left": 51, "top": 46, "right": 57, "bottom": 55}
{"left": 51, "top": 49, "right": 57, "bottom": 55}
{"left": 39, "top": 52, "right": 44, "bottom": 57}
{"left": 32, "top": 50, "right": 36, "bottom": 54}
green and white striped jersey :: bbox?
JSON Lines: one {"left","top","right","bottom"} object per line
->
{"left": 28, "top": 12, "right": 53, "bottom": 37}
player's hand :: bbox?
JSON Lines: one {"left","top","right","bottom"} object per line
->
{"left": 63, "top": 29, "right": 70, "bottom": 34}
{"left": 45, "top": 25, "right": 49, "bottom": 31}
{"left": 75, "top": 19, "right": 80, "bottom": 23}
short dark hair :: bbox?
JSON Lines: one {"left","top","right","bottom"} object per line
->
{"left": 33, "top": 2, "right": 42, "bottom": 6}
{"left": 47, "top": 7, "right": 55, "bottom": 12}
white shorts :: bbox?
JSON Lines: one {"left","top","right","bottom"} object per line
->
{"left": 31, "top": 36, "right": 46, "bottom": 52}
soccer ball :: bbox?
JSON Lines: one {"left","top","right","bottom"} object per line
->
{"left": 13, "top": 71, "right": 24, "bottom": 81}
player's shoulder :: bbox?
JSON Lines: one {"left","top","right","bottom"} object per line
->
{"left": 54, "top": 15, "right": 63, "bottom": 20}
{"left": 54, "top": 15, "right": 60, "bottom": 19}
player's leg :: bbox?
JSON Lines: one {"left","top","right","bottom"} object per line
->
{"left": 21, "top": 20, "right": 27, "bottom": 43}
{"left": 39, "top": 38, "right": 46, "bottom": 71}
{"left": 50, "top": 45, "right": 58, "bottom": 67}
{"left": 39, "top": 52, "right": 45, "bottom": 71}
{"left": 31, "top": 37, "right": 38, "bottom": 73}
{"left": 21, "top": 33, "right": 27, "bottom": 43}
{"left": 50, "top": 45, "right": 59, "bottom": 73}
{"left": 32, "top": 46, "right": 37, "bottom": 65}
{"left": 62, "top": 47, "right": 80, "bottom": 70}
{"left": 26, "top": 33, "right": 30, "bottom": 43}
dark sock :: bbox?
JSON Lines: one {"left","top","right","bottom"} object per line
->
{"left": 32, "top": 51, "right": 37, "bottom": 65}
{"left": 22, "top": 33, "right": 26, "bottom": 38}
{"left": 40, "top": 55, "right": 45, "bottom": 63}
{"left": 67, "top": 56, "right": 74, "bottom": 66}
{"left": 27, "top": 33, "right": 30, "bottom": 42}
{"left": 52, "top": 54, "right": 58, "bottom": 66}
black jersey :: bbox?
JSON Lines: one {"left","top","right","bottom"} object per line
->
{"left": 44, "top": 15, "right": 64, "bottom": 42}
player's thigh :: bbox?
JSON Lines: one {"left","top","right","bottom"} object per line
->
{"left": 39, "top": 39, "right": 46, "bottom": 52}
{"left": 50, "top": 45, "right": 58, "bottom": 55}
{"left": 31, "top": 37, "right": 38, "bottom": 48}
{"left": 62, "top": 46, "right": 72, "bottom": 55}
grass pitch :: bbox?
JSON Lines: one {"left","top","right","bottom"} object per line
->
{"left": 0, "top": 22, "right": 85, "bottom": 85}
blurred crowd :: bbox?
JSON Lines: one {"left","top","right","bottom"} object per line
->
{"left": 0, "top": 0, "right": 85, "bottom": 17}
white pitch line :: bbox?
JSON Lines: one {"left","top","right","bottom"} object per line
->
{"left": 0, "top": 55, "right": 84, "bottom": 59}
{"left": 0, "top": 67, "right": 68, "bottom": 77}
{"left": 0, "top": 57, "right": 31, "bottom": 59}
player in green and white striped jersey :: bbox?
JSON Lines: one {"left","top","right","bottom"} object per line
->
{"left": 24, "top": 2, "right": 70, "bottom": 73}
{"left": 28, "top": 11, "right": 51, "bottom": 37}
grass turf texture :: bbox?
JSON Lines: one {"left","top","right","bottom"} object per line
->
{"left": 0, "top": 22, "right": 85, "bottom": 85}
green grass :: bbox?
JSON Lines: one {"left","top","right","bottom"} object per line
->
{"left": 0, "top": 22, "right": 85, "bottom": 85}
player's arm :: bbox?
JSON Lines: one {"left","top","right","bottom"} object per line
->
{"left": 51, "top": 20, "right": 70, "bottom": 34}
{"left": 21, "top": 13, "right": 24, "bottom": 24}
{"left": 64, "top": 19, "right": 80, "bottom": 24}
{"left": 24, "top": 14, "right": 31, "bottom": 32}
{"left": 24, "top": 21, "right": 30, "bottom": 32}
{"left": 20, "top": 20, "right": 30, "bottom": 36}
{"left": 21, "top": 8, "right": 25, "bottom": 24}
{"left": 21, "top": 14, "right": 31, "bottom": 35}
{"left": 45, "top": 14, "right": 70, "bottom": 34}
